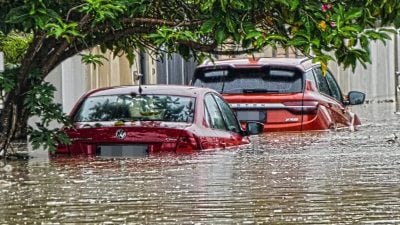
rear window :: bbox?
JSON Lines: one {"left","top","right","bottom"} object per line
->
{"left": 74, "top": 94, "right": 195, "bottom": 123}
{"left": 193, "top": 68, "right": 303, "bottom": 94}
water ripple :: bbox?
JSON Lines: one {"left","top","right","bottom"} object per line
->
{"left": 1, "top": 103, "right": 400, "bottom": 224}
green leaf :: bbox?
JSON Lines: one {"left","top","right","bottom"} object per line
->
{"left": 345, "top": 8, "right": 362, "bottom": 21}
{"left": 245, "top": 30, "right": 261, "bottom": 39}
{"left": 201, "top": 19, "right": 217, "bottom": 33}
{"left": 220, "top": 0, "right": 227, "bottom": 12}
{"left": 215, "top": 27, "right": 226, "bottom": 44}
{"left": 5, "top": 6, "right": 30, "bottom": 24}
{"left": 80, "top": 53, "right": 108, "bottom": 68}
{"left": 289, "top": 0, "right": 300, "bottom": 11}
{"left": 225, "top": 16, "right": 236, "bottom": 33}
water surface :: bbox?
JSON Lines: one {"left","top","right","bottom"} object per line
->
{"left": 1, "top": 103, "right": 399, "bottom": 224}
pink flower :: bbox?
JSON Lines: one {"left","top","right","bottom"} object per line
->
{"left": 330, "top": 21, "right": 336, "bottom": 28}
{"left": 321, "top": 3, "right": 332, "bottom": 12}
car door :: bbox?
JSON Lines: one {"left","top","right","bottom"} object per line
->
{"left": 212, "top": 94, "right": 247, "bottom": 147}
{"left": 204, "top": 93, "right": 230, "bottom": 149}
{"left": 204, "top": 93, "right": 245, "bottom": 149}
{"left": 313, "top": 67, "right": 351, "bottom": 127}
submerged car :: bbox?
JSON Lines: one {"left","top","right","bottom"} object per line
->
{"left": 55, "top": 85, "right": 263, "bottom": 157}
{"left": 191, "top": 57, "right": 365, "bottom": 132}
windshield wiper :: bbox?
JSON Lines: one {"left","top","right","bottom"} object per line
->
{"left": 242, "top": 89, "right": 281, "bottom": 93}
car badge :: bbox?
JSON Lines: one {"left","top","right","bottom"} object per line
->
{"left": 115, "top": 129, "right": 127, "bottom": 139}
{"left": 285, "top": 118, "right": 299, "bottom": 122}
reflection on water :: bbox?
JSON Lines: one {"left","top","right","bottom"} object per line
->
{"left": 1, "top": 103, "right": 400, "bottom": 224}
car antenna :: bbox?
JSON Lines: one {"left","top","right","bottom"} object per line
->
{"left": 133, "top": 71, "right": 143, "bottom": 94}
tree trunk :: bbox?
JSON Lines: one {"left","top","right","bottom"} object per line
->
{"left": 14, "top": 97, "right": 29, "bottom": 140}
{"left": 0, "top": 82, "right": 31, "bottom": 156}
{"left": 0, "top": 91, "right": 19, "bottom": 156}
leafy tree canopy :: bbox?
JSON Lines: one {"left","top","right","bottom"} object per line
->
{"left": 0, "top": 0, "right": 399, "bottom": 153}
{"left": 1, "top": 0, "right": 399, "bottom": 71}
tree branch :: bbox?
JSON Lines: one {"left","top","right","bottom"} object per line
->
{"left": 44, "top": 27, "right": 155, "bottom": 74}
{"left": 17, "top": 31, "right": 46, "bottom": 81}
{"left": 41, "top": 14, "right": 92, "bottom": 75}
{"left": 121, "top": 17, "right": 202, "bottom": 28}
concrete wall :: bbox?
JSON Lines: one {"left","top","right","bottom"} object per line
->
{"left": 60, "top": 55, "right": 86, "bottom": 114}
{"left": 84, "top": 49, "right": 139, "bottom": 90}
{"left": 48, "top": 49, "right": 159, "bottom": 113}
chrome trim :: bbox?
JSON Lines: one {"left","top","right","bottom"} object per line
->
{"left": 229, "top": 103, "right": 316, "bottom": 110}
{"left": 165, "top": 138, "right": 178, "bottom": 142}
{"left": 229, "top": 103, "right": 285, "bottom": 109}
{"left": 70, "top": 137, "right": 93, "bottom": 141}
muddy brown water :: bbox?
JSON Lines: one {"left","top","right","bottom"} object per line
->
{"left": 1, "top": 103, "right": 399, "bottom": 224}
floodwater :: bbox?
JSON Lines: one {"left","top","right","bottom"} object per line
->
{"left": 1, "top": 103, "right": 400, "bottom": 224}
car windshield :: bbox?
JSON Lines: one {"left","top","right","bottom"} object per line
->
{"left": 193, "top": 68, "right": 303, "bottom": 94}
{"left": 74, "top": 94, "right": 195, "bottom": 123}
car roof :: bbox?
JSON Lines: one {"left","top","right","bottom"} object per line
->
{"left": 197, "top": 57, "right": 316, "bottom": 71}
{"left": 87, "top": 85, "right": 215, "bottom": 98}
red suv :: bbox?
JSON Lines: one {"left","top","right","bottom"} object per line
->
{"left": 191, "top": 57, "right": 365, "bottom": 132}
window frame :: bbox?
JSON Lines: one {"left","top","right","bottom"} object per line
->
{"left": 203, "top": 93, "right": 227, "bottom": 131}
{"left": 212, "top": 94, "right": 242, "bottom": 134}
{"left": 311, "top": 66, "right": 344, "bottom": 103}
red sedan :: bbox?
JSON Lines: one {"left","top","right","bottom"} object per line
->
{"left": 55, "top": 85, "right": 263, "bottom": 156}
{"left": 191, "top": 57, "right": 366, "bottom": 132}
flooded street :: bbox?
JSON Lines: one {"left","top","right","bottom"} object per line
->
{"left": 1, "top": 103, "right": 400, "bottom": 224}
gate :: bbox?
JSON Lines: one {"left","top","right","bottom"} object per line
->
{"left": 156, "top": 53, "right": 197, "bottom": 85}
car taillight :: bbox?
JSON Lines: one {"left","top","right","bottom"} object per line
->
{"left": 175, "top": 136, "right": 198, "bottom": 153}
{"left": 283, "top": 101, "right": 319, "bottom": 114}
{"left": 56, "top": 144, "right": 69, "bottom": 154}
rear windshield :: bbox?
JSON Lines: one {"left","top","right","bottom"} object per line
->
{"left": 193, "top": 68, "right": 303, "bottom": 94}
{"left": 74, "top": 94, "right": 195, "bottom": 123}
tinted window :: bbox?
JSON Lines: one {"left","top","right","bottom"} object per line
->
{"left": 193, "top": 68, "right": 303, "bottom": 94}
{"left": 204, "top": 94, "right": 226, "bottom": 130}
{"left": 213, "top": 94, "right": 241, "bottom": 133}
{"left": 305, "top": 70, "right": 317, "bottom": 88}
{"left": 313, "top": 67, "right": 331, "bottom": 96}
{"left": 74, "top": 94, "right": 195, "bottom": 123}
{"left": 325, "top": 71, "right": 343, "bottom": 102}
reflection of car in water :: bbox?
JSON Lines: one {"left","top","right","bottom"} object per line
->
{"left": 191, "top": 57, "right": 366, "bottom": 132}
{"left": 55, "top": 85, "right": 263, "bottom": 157}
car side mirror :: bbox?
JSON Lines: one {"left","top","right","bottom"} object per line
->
{"left": 245, "top": 121, "right": 264, "bottom": 135}
{"left": 345, "top": 91, "right": 365, "bottom": 105}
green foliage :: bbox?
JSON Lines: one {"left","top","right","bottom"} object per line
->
{"left": 28, "top": 124, "right": 70, "bottom": 152}
{"left": 0, "top": 32, "right": 31, "bottom": 65}
{"left": 45, "top": 19, "right": 81, "bottom": 42}
{"left": 24, "top": 80, "right": 71, "bottom": 151}
{"left": 5, "top": 1, "right": 60, "bottom": 31}
{"left": 0, "top": 67, "right": 17, "bottom": 92}
{"left": 80, "top": 0, "right": 126, "bottom": 23}
{"left": 1, "top": 0, "right": 399, "bottom": 69}
{"left": 0, "top": 33, "right": 30, "bottom": 104}
{"left": 80, "top": 52, "right": 108, "bottom": 67}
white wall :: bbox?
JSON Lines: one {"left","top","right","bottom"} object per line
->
{"left": 60, "top": 55, "right": 87, "bottom": 114}
{"left": 28, "top": 55, "right": 86, "bottom": 130}
{"left": 329, "top": 33, "right": 397, "bottom": 103}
